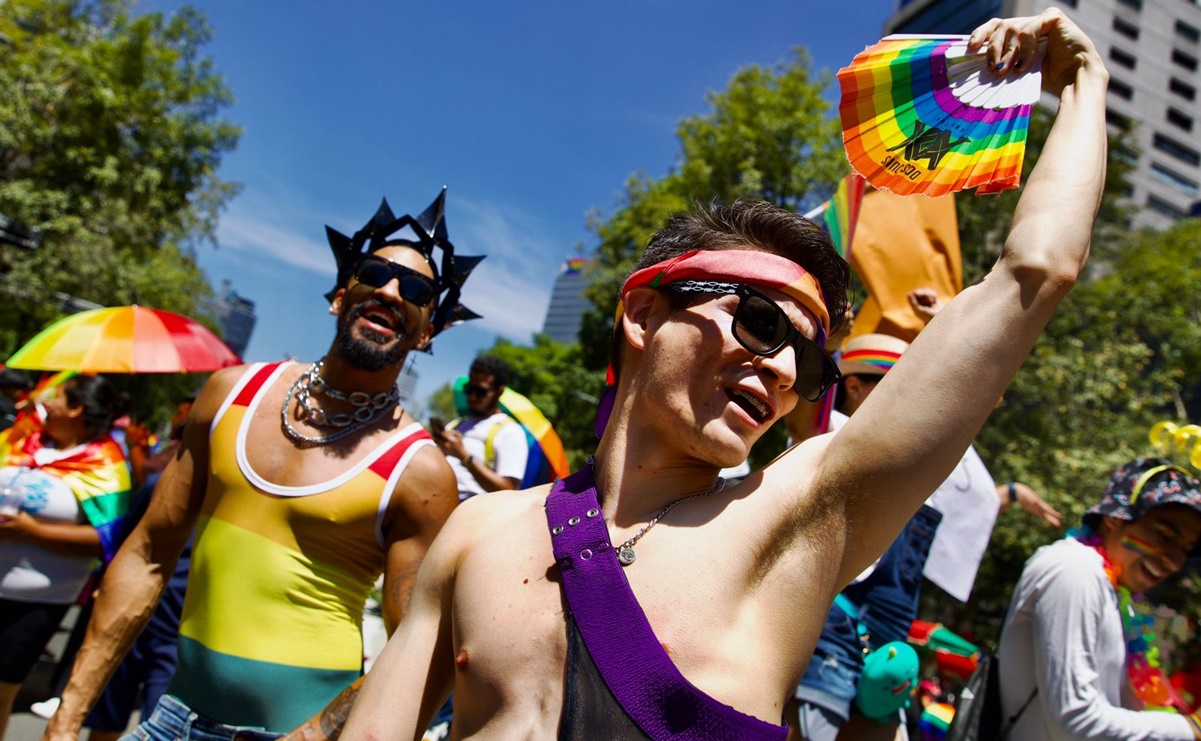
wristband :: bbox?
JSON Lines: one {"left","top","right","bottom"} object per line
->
{"left": 1008, "top": 482, "right": 1018, "bottom": 504}
{"left": 463, "top": 454, "right": 474, "bottom": 467}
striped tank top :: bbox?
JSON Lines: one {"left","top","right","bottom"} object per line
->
{"left": 169, "top": 362, "right": 434, "bottom": 731}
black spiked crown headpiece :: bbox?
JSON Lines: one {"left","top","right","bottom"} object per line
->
{"left": 324, "top": 187, "right": 485, "bottom": 349}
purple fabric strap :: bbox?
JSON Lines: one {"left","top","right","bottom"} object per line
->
{"left": 546, "top": 468, "right": 787, "bottom": 741}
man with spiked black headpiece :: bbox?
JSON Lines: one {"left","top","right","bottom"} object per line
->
{"left": 46, "top": 190, "right": 479, "bottom": 741}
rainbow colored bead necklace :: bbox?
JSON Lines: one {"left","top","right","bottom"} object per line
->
{"left": 1073, "top": 532, "right": 1200, "bottom": 729}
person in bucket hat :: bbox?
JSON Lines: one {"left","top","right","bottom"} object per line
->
{"left": 998, "top": 457, "right": 1201, "bottom": 740}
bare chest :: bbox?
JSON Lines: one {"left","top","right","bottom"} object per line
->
{"left": 447, "top": 500, "right": 813, "bottom": 731}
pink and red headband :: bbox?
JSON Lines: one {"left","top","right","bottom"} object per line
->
{"left": 619, "top": 249, "right": 831, "bottom": 341}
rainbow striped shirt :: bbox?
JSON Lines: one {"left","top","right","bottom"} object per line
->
{"left": 169, "top": 362, "right": 435, "bottom": 731}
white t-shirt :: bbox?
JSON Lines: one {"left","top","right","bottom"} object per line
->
{"left": 0, "top": 464, "right": 97, "bottom": 604}
{"left": 447, "top": 413, "right": 530, "bottom": 502}
{"left": 829, "top": 410, "right": 999, "bottom": 599}
{"left": 998, "top": 538, "right": 1193, "bottom": 740}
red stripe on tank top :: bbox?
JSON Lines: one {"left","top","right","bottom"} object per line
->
{"left": 368, "top": 428, "right": 433, "bottom": 479}
{"left": 232, "top": 361, "right": 287, "bottom": 407}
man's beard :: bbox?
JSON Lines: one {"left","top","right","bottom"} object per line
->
{"left": 334, "top": 298, "right": 410, "bottom": 372}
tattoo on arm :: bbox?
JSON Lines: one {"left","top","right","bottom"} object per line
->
{"left": 317, "top": 683, "right": 360, "bottom": 741}
{"left": 389, "top": 564, "right": 418, "bottom": 614}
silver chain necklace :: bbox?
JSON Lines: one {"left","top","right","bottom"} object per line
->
{"left": 281, "top": 358, "right": 400, "bottom": 447}
{"left": 588, "top": 456, "right": 726, "bottom": 567}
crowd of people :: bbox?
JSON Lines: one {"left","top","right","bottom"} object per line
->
{"left": 0, "top": 8, "right": 1198, "bottom": 741}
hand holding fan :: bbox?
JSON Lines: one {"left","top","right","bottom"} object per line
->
{"left": 838, "top": 35, "right": 1043, "bottom": 197}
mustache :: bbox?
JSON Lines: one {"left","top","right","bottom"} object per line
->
{"left": 346, "top": 298, "right": 408, "bottom": 334}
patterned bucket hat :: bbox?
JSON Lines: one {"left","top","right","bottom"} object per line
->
{"left": 1084, "top": 457, "right": 1201, "bottom": 553}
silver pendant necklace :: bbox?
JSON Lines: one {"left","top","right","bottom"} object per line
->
{"left": 588, "top": 456, "right": 726, "bottom": 567}
{"left": 281, "top": 358, "right": 400, "bottom": 446}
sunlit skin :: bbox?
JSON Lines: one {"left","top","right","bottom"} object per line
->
{"left": 1099, "top": 505, "right": 1201, "bottom": 595}
{"left": 631, "top": 285, "right": 816, "bottom": 471}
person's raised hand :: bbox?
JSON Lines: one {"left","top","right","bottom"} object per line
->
{"left": 907, "top": 288, "right": 944, "bottom": 325}
{"left": 999, "top": 482, "right": 1062, "bottom": 528}
{"left": 967, "top": 8, "right": 1104, "bottom": 97}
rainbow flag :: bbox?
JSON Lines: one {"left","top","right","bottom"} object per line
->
{"left": 823, "top": 173, "right": 867, "bottom": 259}
{"left": 1, "top": 425, "right": 132, "bottom": 562}
{"left": 564, "top": 257, "right": 588, "bottom": 275}
{"left": 919, "top": 702, "right": 955, "bottom": 738}
{"left": 30, "top": 370, "right": 78, "bottom": 400}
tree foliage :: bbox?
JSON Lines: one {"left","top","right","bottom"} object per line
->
{"left": 0, "top": 0, "right": 242, "bottom": 421}
{"left": 578, "top": 50, "right": 845, "bottom": 368}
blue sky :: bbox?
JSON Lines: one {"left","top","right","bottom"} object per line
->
{"left": 163, "top": 0, "right": 900, "bottom": 409}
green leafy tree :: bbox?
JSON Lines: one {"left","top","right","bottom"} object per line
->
{"left": 0, "top": 0, "right": 242, "bottom": 422}
{"left": 579, "top": 50, "right": 845, "bottom": 368}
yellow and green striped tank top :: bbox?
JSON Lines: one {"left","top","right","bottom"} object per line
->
{"left": 169, "top": 362, "right": 434, "bottom": 731}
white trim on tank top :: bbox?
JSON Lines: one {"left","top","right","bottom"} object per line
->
{"left": 230, "top": 361, "right": 424, "bottom": 498}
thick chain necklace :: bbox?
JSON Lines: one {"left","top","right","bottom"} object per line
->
{"left": 588, "top": 456, "right": 726, "bottom": 567}
{"left": 281, "top": 359, "right": 400, "bottom": 447}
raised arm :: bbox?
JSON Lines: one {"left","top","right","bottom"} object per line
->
{"left": 43, "top": 366, "right": 243, "bottom": 741}
{"left": 816, "top": 9, "right": 1108, "bottom": 585}
{"left": 341, "top": 501, "right": 470, "bottom": 741}
{"left": 282, "top": 445, "right": 457, "bottom": 741}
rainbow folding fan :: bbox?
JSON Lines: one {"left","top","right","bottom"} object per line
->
{"left": 839, "top": 35, "right": 1043, "bottom": 197}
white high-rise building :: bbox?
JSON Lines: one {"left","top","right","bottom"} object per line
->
{"left": 540, "top": 258, "right": 592, "bottom": 345}
{"left": 885, "top": 0, "right": 1201, "bottom": 229}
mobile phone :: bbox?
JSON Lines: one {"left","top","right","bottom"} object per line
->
{"left": 429, "top": 416, "right": 445, "bottom": 435}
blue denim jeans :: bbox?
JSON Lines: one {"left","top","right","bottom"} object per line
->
{"left": 123, "top": 695, "right": 281, "bottom": 741}
{"left": 795, "top": 504, "right": 942, "bottom": 729}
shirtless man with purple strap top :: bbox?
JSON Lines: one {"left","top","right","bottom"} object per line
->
{"left": 344, "top": 11, "right": 1109, "bottom": 740}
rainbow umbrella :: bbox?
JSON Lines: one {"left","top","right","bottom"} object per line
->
{"left": 453, "top": 377, "right": 570, "bottom": 487}
{"left": 5, "top": 305, "right": 241, "bottom": 373}
{"left": 838, "top": 34, "right": 1042, "bottom": 196}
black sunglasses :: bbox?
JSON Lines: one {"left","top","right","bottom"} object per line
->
{"left": 465, "top": 384, "right": 496, "bottom": 397}
{"left": 666, "top": 281, "right": 840, "bottom": 403}
{"left": 352, "top": 255, "right": 437, "bottom": 307}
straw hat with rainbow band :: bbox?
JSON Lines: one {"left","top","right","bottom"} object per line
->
{"left": 836, "top": 333, "right": 910, "bottom": 377}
